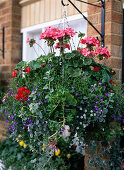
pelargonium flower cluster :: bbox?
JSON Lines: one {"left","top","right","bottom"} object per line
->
{"left": 78, "top": 48, "right": 95, "bottom": 58}
{"left": 80, "top": 36, "right": 100, "bottom": 47}
{"left": 15, "top": 87, "right": 30, "bottom": 102}
{"left": 95, "top": 47, "right": 111, "bottom": 59}
{"left": 39, "top": 27, "right": 76, "bottom": 40}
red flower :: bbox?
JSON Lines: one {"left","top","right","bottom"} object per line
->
{"left": 12, "top": 70, "right": 18, "bottom": 78}
{"left": 42, "top": 64, "right": 46, "bottom": 68}
{"left": 15, "top": 87, "right": 30, "bottom": 102}
{"left": 111, "top": 70, "right": 115, "bottom": 75}
{"left": 26, "top": 67, "right": 30, "bottom": 73}
{"left": 122, "top": 162, "right": 124, "bottom": 169}
{"left": 93, "top": 67, "right": 100, "bottom": 72}
{"left": 110, "top": 80, "right": 116, "bottom": 86}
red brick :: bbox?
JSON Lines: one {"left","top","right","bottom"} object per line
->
{"left": 112, "top": 11, "right": 123, "bottom": 24}
{"left": 111, "top": 45, "right": 122, "bottom": 58}
{"left": 111, "top": 22, "right": 122, "bottom": 35}
{"left": 109, "top": 58, "right": 122, "bottom": 69}
{"left": 0, "top": 65, "right": 11, "bottom": 72}
{"left": 88, "top": 14, "right": 99, "bottom": 25}
{"left": 2, "top": 7, "right": 11, "bottom": 15}
{"left": 111, "top": 35, "right": 122, "bottom": 46}
{"left": 112, "top": 1, "right": 123, "bottom": 13}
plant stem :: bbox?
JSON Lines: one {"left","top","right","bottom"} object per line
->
{"left": 35, "top": 42, "right": 46, "bottom": 55}
{"left": 33, "top": 46, "right": 39, "bottom": 57}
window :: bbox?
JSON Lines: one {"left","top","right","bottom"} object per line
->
{"left": 21, "top": 13, "right": 87, "bottom": 61}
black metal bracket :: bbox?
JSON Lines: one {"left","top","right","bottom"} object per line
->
{"left": 2, "top": 26, "right": 5, "bottom": 59}
{"left": 61, "top": 0, "right": 105, "bottom": 47}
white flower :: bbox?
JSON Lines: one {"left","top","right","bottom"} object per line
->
{"left": 62, "top": 125, "right": 71, "bottom": 137}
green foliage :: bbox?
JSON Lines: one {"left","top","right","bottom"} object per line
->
{"left": 0, "top": 35, "right": 124, "bottom": 169}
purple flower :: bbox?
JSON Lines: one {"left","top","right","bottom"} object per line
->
{"left": 87, "top": 104, "right": 90, "bottom": 107}
{"left": 16, "top": 84, "right": 18, "bottom": 86}
{"left": 27, "top": 98, "right": 30, "bottom": 101}
{"left": 61, "top": 129, "right": 64, "bottom": 132}
{"left": 82, "top": 71, "right": 85, "bottom": 74}
{"left": 105, "top": 93, "right": 108, "bottom": 96}
{"left": 14, "top": 122, "right": 18, "bottom": 125}
{"left": 103, "top": 86, "right": 106, "bottom": 89}
{"left": 49, "top": 64, "right": 52, "bottom": 67}
{"left": 95, "top": 101, "right": 98, "bottom": 104}
{"left": 74, "top": 93, "right": 79, "bottom": 96}
{"left": 2, "top": 99, "right": 5, "bottom": 103}
{"left": 98, "top": 82, "right": 102, "bottom": 85}
{"left": 110, "top": 90, "right": 113, "bottom": 92}
{"left": 8, "top": 90, "right": 11, "bottom": 93}
{"left": 94, "top": 105, "right": 98, "bottom": 108}
{"left": 43, "top": 100, "right": 48, "bottom": 103}
{"left": 100, "top": 99, "right": 103, "bottom": 101}
{"left": 95, "top": 96, "right": 99, "bottom": 98}
{"left": 4, "top": 110, "right": 7, "bottom": 114}
{"left": 8, "top": 127, "right": 11, "bottom": 131}
{"left": 10, "top": 115, "right": 14, "bottom": 120}
{"left": 96, "top": 116, "right": 99, "bottom": 119}
{"left": 32, "top": 90, "right": 34, "bottom": 93}
{"left": 35, "top": 88, "right": 38, "bottom": 90}
{"left": 38, "top": 102, "right": 42, "bottom": 105}
{"left": 23, "top": 124, "right": 28, "bottom": 127}
{"left": 91, "top": 88, "right": 94, "bottom": 91}
{"left": 83, "top": 76, "right": 85, "bottom": 79}
{"left": 112, "top": 115, "right": 116, "bottom": 118}
{"left": 38, "top": 94, "right": 41, "bottom": 97}
{"left": 71, "top": 86, "right": 74, "bottom": 89}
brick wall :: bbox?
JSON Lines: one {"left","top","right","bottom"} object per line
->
{"left": 0, "top": 0, "right": 21, "bottom": 92}
{"left": 0, "top": 0, "right": 21, "bottom": 141}
{"left": 87, "top": 0, "right": 123, "bottom": 82}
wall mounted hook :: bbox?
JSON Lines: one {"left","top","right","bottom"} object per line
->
{"left": 61, "top": 0, "right": 69, "bottom": 6}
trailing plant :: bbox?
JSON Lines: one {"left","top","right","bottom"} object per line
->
{"left": 0, "top": 27, "right": 124, "bottom": 169}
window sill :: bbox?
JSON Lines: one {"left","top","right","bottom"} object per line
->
{"left": 19, "top": 0, "right": 40, "bottom": 6}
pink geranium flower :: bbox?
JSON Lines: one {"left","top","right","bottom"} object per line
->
{"left": 40, "top": 27, "right": 59, "bottom": 40}
{"left": 95, "top": 47, "right": 110, "bottom": 59}
{"left": 26, "top": 38, "right": 30, "bottom": 43}
{"left": 79, "top": 48, "right": 95, "bottom": 58}
{"left": 81, "top": 36, "right": 100, "bottom": 47}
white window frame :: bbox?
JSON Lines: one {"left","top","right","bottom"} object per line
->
{"left": 21, "top": 13, "right": 87, "bottom": 61}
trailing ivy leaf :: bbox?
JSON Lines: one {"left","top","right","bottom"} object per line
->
{"left": 15, "top": 61, "right": 26, "bottom": 69}
{"left": 72, "top": 68, "right": 82, "bottom": 77}
{"left": 43, "top": 84, "right": 49, "bottom": 90}
{"left": 101, "top": 70, "right": 110, "bottom": 83}
{"left": 29, "top": 60, "right": 41, "bottom": 70}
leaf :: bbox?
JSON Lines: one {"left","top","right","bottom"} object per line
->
{"left": 65, "top": 53, "right": 75, "bottom": 59}
{"left": 29, "top": 60, "right": 41, "bottom": 70}
{"left": 101, "top": 70, "right": 110, "bottom": 83}
{"left": 15, "top": 61, "right": 26, "bottom": 69}
{"left": 72, "top": 68, "right": 82, "bottom": 77}
{"left": 83, "top": 58, "right": 92, "bottom": 65}
{"left": 65, "top": 93, "right": 77, "bottom": 106}
{"left": 17, "top": 153, "right": 22, "bottom": 160}
{"left": 43, "top": 84, "right": 49, "bottom": 90}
